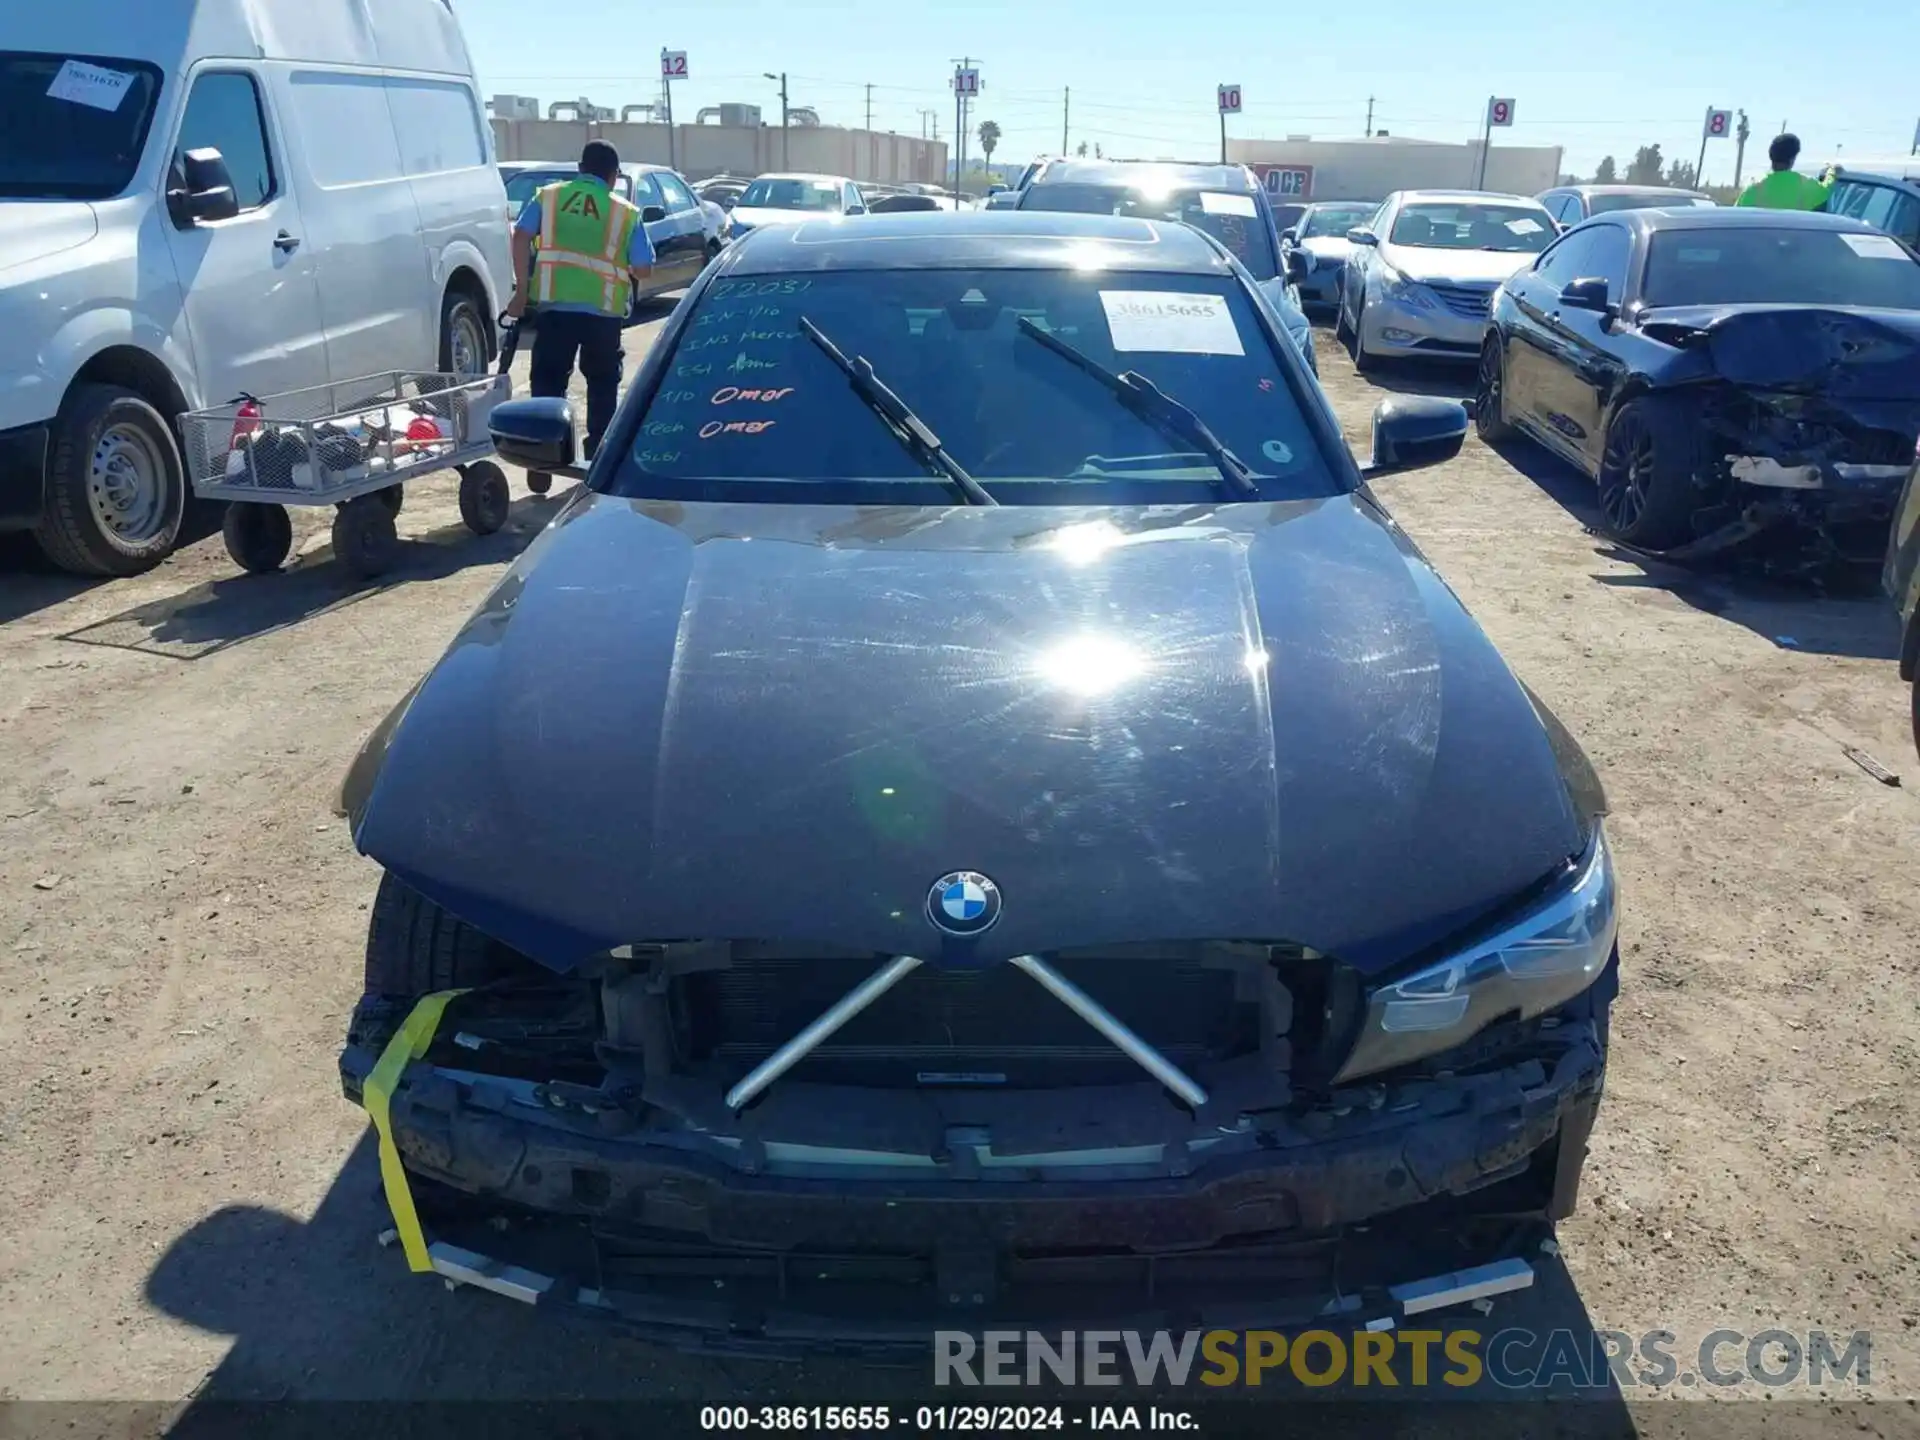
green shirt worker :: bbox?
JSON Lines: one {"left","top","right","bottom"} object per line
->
{"left": 505, "top": 141, "right": 655, "bottom": 460}
{"left": 1736, "top": 133, "right": 1836, "bottom": 212}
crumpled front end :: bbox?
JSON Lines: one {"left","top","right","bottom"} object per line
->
{"left": 1704, "top": 386, "right": 1918, "bottom": 536}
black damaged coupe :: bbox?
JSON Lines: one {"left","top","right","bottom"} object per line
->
{"left": 1476, "top": 206, "right": 1920, "bottom": 557}
{"left": 337, "top": 211, "right": 1619, "bottom": 1348}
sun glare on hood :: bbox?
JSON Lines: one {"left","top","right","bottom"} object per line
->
{"left": 1033, "top": 633, "right": 1148, "bottom": 697}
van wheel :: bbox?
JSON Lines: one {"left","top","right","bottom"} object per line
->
{"left": 439, "top": 290, "right": 490, "bottom": 381}
{"left": 34, "top": 384, "right": 187, "bottom": 577}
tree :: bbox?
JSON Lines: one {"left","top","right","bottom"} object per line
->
{"left": 1094, "top": 141, "right": 1103, "bottom": 159}
{"left": 1625, "top": 145, "right": 1664, "bottom": 186}
{"left": 1075, "top": 140, "right": 1088, "bottom": 157}
{"left": 1664, "top": 158, "right": 1698, "bottom": 190}
{"left": 1593, "top": 155, "right": 1618, "bottom": 184}
{"left": 977, "top": 119, "right": 1001, "bottom": 165}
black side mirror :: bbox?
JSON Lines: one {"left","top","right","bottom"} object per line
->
{"left": 1280, "top": 228, "right": 1299, "bottom": 245}
{"left": 845, "top": 204, "right": 867, "bottom": 216}
{"left": 1560, "top": 277, "right": 1611, "bottom": 312}
{"left": 171, "top": 147, "right": 239, "bottom": 225}
{"left": 489, "top": 398, "right": 580, "bottom": 474}
{"left": 1365, "top": 395, "right": 1468, "bottom": 475}
{"left": 1347, "top": 226, "right": 1379, "bottom": 246}
{"left": 1283, "top": 249, "right": 1310, "bottom": 285}
{"left": 640, "top": 205, "right": 667, "bottom": 224}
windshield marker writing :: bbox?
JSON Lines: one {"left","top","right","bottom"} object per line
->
{"left": 699, "top": 419, "right": 777, "bottom": 438}
{"left": 710, "top": 386, "right": 794, "bottom": 405}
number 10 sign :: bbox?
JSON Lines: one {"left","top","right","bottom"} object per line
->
{"left": 1217, "top": 84, "right": 1243, "bottom": 115}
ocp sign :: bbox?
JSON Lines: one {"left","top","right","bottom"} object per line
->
{"left": 1253, "top": 165, "right": 1313, "bottom": 199}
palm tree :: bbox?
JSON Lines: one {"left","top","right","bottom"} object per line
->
{"left": 978, "top": 120, "right": 1001, "bottom": 167}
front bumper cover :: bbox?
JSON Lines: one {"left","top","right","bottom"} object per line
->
{"left": 338, "top": 1014, "right": 1606, "bottom": 1349}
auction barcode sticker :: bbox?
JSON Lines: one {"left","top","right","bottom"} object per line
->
{"left": 46, "top": 60, "right": 135, "bottom": 112}
{"left": 1198, "top": 191, "right": 1257, "bottom": 218}
{"left": 1840, "top": 232, "right": 1909, "bottom": 261}
{"left": 1100, "top": 291, "right": 1244, "bottom": 356}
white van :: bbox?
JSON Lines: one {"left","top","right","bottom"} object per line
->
{"left": 0, "top": 0, "right": 512, "bottom": 575}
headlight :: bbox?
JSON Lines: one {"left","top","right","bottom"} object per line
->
{"left": 1333, "top": 824, "right": 1619, "bottom": 1083}
{"left": 1379, "top": 266, "right": 1437, "bottom": 311}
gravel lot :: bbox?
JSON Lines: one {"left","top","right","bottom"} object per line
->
{"left": 2, "top": 303, "right": 1917, "bottom": 1421}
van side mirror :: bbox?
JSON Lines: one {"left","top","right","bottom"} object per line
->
{"left": 1364, "top": 396, "right": 1468, "bottom": 476}
{"left": 171, "top": 147, "right": 239, "bottom": 225}
{"left": 489, "top": 398, "right": 580, "bottom": 475}
{"left": 1283, "top": 249, "right": 1310, "bottom": 285}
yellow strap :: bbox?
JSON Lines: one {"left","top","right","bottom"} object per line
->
{"left": 534, "top": 247, "right": 626, "bottom": 280}
{"left": 362, "top": 988, "right": 468, "bottom": 1273}
{"left": 539, "top": 183, "right": 559, "bottom": 249}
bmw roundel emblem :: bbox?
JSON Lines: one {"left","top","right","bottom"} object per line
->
{"left": 927, "top": 871, "right": 1002, "bottom": 937}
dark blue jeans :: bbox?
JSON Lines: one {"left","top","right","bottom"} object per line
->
{"left": 528, "top": 308, "right": 625, "bottom": 458}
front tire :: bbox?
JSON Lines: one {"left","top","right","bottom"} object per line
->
{"left": 1475, "top": 336, "right": 1515, "bottom": 442}
{"left": 438, "top": 289, "right": 490, "bottom": 381}
{"left": 1350, "top": 301, "right": 1378, "bottom": 374}
{"left": 1595, "top": 397, "right": 1705, "bottom": 549}
{"left": 364, "top": 870, "right": 535, "bottom": 998}
{"left": 33, "top": 384, "right": 187, "bottom": 577}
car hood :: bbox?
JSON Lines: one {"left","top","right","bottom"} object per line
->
{"left": 730, "top": 205, "right": 832, "bottom": 229}
{"left": 347, "top": 495, "right": 1588, "bottom": 978}
{"left": 1639, "top": 304, "right": 1920, "bottom": 400}
{"left": 1299, "top": 236, "right": 1353, "bottom": 263}
{"left": 1380, "top": 243, "right": 1540, "bottom": 285}
{"left": 0, "top": 201, "right": 98, "bottom": 278}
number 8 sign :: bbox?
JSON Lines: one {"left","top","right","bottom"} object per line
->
{"left": 1218, "top": 84, "right": 1242, "bottom": 115}
{"left": 1704, "top": 108, "right": 1731, "bottom": 139}
{"left": 1488, "top": 97, "right": 1515, "bottom": 128}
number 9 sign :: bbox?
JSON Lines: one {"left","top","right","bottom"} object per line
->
{"left": 1488, "top": 97, "right": 1515, "bottom": 128}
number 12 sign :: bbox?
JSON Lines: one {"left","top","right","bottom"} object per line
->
{"left": 1218, "top": 84, "right": 1243, "bottom": 115}
{"left": 661, "top": 50, "right": 688, "bottom": 80}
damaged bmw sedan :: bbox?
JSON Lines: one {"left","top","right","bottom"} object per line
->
{"left": 1478, "top": 207, "right": 1920, "bottom": 558}
{"left": 337, "top": 211, "right": 1618, "bottom": 1349}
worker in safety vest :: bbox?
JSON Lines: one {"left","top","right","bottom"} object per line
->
{"left": 504, "top": 141, "right": 655, "bottom": 459}
{"left": 1735, "top": 134, "right": 1836, "bottom": 212}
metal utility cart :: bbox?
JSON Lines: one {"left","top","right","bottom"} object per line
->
{"left": 181, "top": 371, "right": 514, "bottom": 578}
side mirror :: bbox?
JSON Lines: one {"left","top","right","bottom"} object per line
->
{"left": 1280, "top": 228, "right": 1299, "bottom": 245}
{"left": 1559, "top": 277, "right": 1610, "bottom": 312}
{"left": 1347, "top": 226, "right": 1379, "bottom": 246}
{"left": 845, "top": 204, "right": 867, "bottom": 216}
{"left": 1283, "top": 249, "right": 1311, "bottom": 285}
{"left": 640, "top": 205, "right": 667, "bottom": 224}
{"left": 489, "top": 398, "right": 579, "bottom": 474}
{"left": 1365, "top": 395, "right": 1468, "bottom": 476}
{"left": 171, "top": 147, "right": 239, "bottom": 225}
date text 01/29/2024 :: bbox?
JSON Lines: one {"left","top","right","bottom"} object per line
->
{"left": 699, "top": 1406, "right": 1198, "bottom": 1432}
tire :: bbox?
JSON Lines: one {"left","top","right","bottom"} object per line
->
{"left": 1350, "top": 302, "right": 1378, "bottom": 374}
{"left": 526, "top": 470, "right": 553, "bottom": 496}
{"left": 458, "top": 460, "right": 511, "bottom": 535}
{"left": 1475, "top": 336, "right": 1515, "bottom": 443}
{"left": 331, "top": 494, "right": 401, "bottom": 578}
{"left": 33, "top": 384, "right": 187, "bottom": 577}
{"left": 438, "top": 289, "right": 490, "bottom": 382}
{"left": 364, "top": 870, "right": 533, "bottom": 999}
{"left": 1595, "top": 396, "right": 1706, "bottom": 549}
{"left": 1910, "top": 677, "right": 1919, "bottom": 763}
{"left": 221, "top": 502, "right": 293, "bottom": 574}
{"left": 376, "top": 485, "right": 404, "bottom": 516}
{"left": 1334, "top": 286, "right": 1355, "bottom": 348}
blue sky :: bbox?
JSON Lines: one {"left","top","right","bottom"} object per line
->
{"left": 460, "top": 0, "right": 1918, "bottom": 184}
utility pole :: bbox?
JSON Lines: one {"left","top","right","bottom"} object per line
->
{"left": 865, "top": 83, "right": 873, "bottom": 133}
{"left": 1475, "top": 95, "right": 1493, "bottom": 189}
{"left": 1062, "top": 86, "right": 1069, "bottom": 156}
{"left": 1732, "top": 109, "right": 1750, "bottom": 189}
{"left": 1364, "top": 95, "right": 1374, "bottom": 138}
{"left": 950, "top": 57, "right": 974, "bottom": 196}
{"left": 764, "top": 72, "right": 789, "bottom": 169}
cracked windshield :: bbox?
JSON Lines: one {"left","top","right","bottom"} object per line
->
{"left": 1, "top": 0, "right": 1918, "bottom": 1432}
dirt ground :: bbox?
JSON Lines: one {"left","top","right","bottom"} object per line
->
{"left": 2, "top": 304, "right": 1918, "bottom": 1422}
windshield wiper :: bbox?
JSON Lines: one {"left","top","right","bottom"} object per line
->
{"left": 1014, "top": 317, "right": 1259, "bottom": 497}
{"left": 797, "top": 316, "right": 995, "bottom": 506}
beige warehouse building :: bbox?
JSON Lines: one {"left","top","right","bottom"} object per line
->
{"left": 1228, "top": 135, "right": 1565, "bottom": 204}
